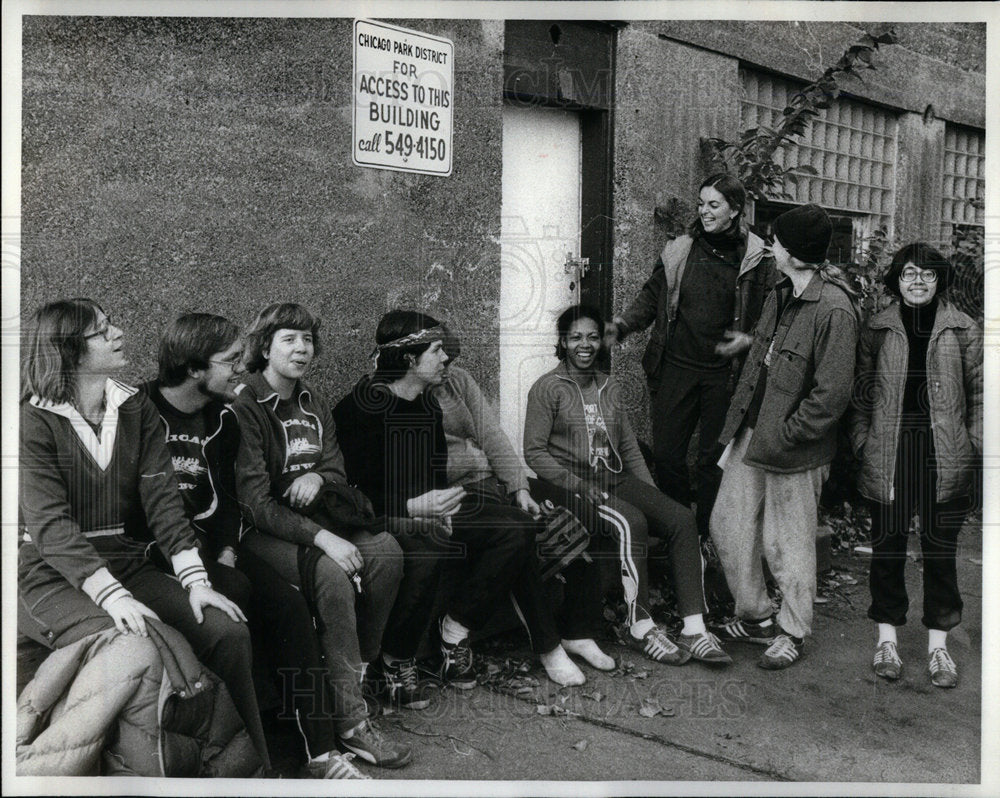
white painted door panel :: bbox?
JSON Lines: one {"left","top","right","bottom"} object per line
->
{"left": 499, "top": 105, "right": 582, "bottom": 458}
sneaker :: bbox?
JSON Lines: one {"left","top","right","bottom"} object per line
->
{"left": 302, "top": 751, "right": 371, "bottom": 779}
{"left": 439, "top": 620, "right": 477, "bottom": 690}
{"left": 758, "top": 632, "right": 802, "bottom": 670}
{"left": 340, "top": 718, "right": 412, "bottom": 769}
{"left": 381, "top": 657, "right": 433, "bottom": 710}
{"left": 872, "top": 641, "right": 902, "bottom": 681}
{"left": 676, "top": 631, "right": 733, "bottom": 665}
{"left": 711, "top": 615, "right": 777, "bottom": 645}
{"left": 928, "top": 648, "right": 958, "bottom": 689}
{"left": 628, "top": 624, "right": 691, "bottom": 665}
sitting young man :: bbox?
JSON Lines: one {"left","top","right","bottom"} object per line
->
{"left": 141, "top": 313, "right": 369, "bottom": 780}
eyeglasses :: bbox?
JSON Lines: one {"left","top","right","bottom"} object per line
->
{"left": 83, "top": 317, "right": 114, "bottom": 341}
{"left": 209, "top": 353, "right": 245, "bottom": 370}
{"left": 900, "top": 267, "right": 938, "bottom": 283}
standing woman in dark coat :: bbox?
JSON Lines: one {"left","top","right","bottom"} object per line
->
{"left": 608, "top": 173, "right": 774, "bottom": 542}
{"left": 849, "top": 244, "right": 983, "bottom": 688}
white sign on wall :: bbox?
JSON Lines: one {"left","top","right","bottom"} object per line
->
{"left": 353, "top": 19, "right": 454, "bottom": 176}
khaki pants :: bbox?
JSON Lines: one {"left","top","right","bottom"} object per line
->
{"left": 710, "top": 428, "right": 828, "bottom": 639}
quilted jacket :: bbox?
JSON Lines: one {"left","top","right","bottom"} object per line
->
{"left": 848, "top": 298, "right": 983, "bottom": 504}
{"left": 16, "top": 622, "right": 263, "bottom": 777}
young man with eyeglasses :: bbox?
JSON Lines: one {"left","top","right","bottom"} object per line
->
{"left": 142, "top": 313, "right": 369, "bottom": 779}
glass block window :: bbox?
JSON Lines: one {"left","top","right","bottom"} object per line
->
{"left": 941, "top": 124, "right": 985, "bottom": 226}
{"left": 739, "top": 68, "right": 897, "bottom": 218}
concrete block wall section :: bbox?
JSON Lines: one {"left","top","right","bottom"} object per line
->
{"left": 611, "top": 25, "right": 740, "bottom": 444}
{"left": 20, "top": 16, "right": 505, "bottom": 406}
{"left": 650, "top": 21, "right": 985, "bottom": 128}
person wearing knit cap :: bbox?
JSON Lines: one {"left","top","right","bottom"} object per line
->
{"left": 709, "top": 203, "right": 859, "bottom": 670}
{"left": 849, "top": 243, "right": 982, "bottom": 688}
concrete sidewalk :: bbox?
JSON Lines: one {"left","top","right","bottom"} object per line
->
{"left": 365, "top": 521, "right": 982, "bottom": 785}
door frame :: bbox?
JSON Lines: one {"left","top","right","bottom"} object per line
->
{"left": 503, "top": 20, "right": 617, "bottom": 318}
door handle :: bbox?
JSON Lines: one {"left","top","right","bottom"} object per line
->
{"left": 563, "top": 252, "right": 590, "bottom": 278}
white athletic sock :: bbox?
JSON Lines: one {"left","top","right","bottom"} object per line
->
{"left": 681, "top": 614, "right": 707, "bottom": 636}
{"left": 382, "top": 651, "right": 404, "bottom": 667}
{"left": 540, "top": 645, "right": 585, "bottom": 686}
{"left": 630, "top": 618, "right": 655, "bottom": 640}
{"left": 309, "top": 751, "right": 331, "bottom": 764}
{"left": 877, "top": 623, "right": 897, "bottom": 646}
{"left": 928, "top": 628, "right": 948, "bottom": 653}
{"left": 562, "top": 638, "right": 616, "bottom": 670}
{"left": 441, "top": 614, "right": 470, "bottom": 646}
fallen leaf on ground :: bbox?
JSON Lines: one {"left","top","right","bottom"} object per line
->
{"left": 536, "top": 704, "right": 553, "bottom": 715}
{"left": 638, "top": 698, "right": 663, "bottom": 718}
{"left": 573, "top": 740, "right": 589, "bottom": 751}
{"left": 582, "top": 690, "right": 604, "bottom": 702}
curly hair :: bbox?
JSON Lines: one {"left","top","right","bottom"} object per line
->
{"left": 884, "top": 242, "right": 953, "bottom": 298}
{"left": 555, "top": 304, "right": 605, "bottom": 360}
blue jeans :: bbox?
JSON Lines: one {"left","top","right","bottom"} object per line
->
{"left": 240, "top": 528, "right": 403, "bottom": 733}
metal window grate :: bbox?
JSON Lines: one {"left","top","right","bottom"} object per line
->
{"left": 739, "top": 68, "right": 897, "bottom": 217}
{"left": 941, "top": 125, "right": 985, "bottom": 226}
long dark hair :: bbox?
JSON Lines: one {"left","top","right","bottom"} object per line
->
{"left": 692, "top": 172, "right": 746, "bottom": 236}
{"left": 21, "top": 298, "right": 104, "bottom": 403}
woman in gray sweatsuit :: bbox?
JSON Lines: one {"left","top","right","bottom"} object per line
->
{"left": 524, "top": 304, "right": 731, "bottom": 667}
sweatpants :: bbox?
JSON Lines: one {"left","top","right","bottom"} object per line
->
{"left": 530, "top": 473, "right": 706, "bottom": 623}
{"left": 650, "top": 363, "right": 731, "bottom": 540}
{"left": 867, "top": 425, "right": 966, "bottom": 631}
{"left": 241, "top": 528, "right": 403, "bottom": 734}
{"left": 710, "top": 428, "right": 828, "bottom": 639}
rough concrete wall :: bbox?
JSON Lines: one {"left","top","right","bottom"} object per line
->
{"left": 893, "top": 113, "right": 947, "bottom": 247}
{"left": 652, "top": 21, "right": 985, "bottom": 128}
{"left": 21, "top": 16, "right": 504, "bottom": 403}
{"left": 878, "top": 22, "right": 987, "bottom": 74}
{"left": 611, "top": 26, "right": 740, "bottom": 442}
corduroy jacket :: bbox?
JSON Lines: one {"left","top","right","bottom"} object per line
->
{"left": 720, "top": 271, "right": 859, "bottom": 473}
{"left": 848, "top": 299, "right": 983, "bottom": 504}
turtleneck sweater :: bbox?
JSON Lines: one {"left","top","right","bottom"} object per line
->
{"left": 900, "top": 297, "right": 938, "bottom": 422}
{"left": 664, "top": 222, "right": 746, "bottom": 371}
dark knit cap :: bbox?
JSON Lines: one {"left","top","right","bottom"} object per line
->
{"left": 773, "top": 203, "right": 832, "bottom": 265}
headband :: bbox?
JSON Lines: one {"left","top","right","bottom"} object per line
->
{"left": 370, "top": 325, "right": 444, "bottom": 369}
